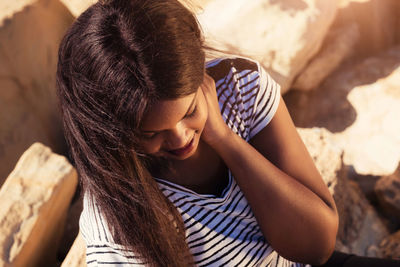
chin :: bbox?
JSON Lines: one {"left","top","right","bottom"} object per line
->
{"left": 165, "top": 134, "right": 200, "bottom": 161}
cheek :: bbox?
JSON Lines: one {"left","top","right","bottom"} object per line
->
{"left": 197, "top": 107, "right": 208, "bottom": 131}
{"left": 139, "top": 140, "right": 162, "bottom": 155}
{"left": 196, "top": 91, "right": 209, "bottom": 131}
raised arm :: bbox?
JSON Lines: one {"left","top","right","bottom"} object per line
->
{"left": 200, "top": 73, "right": 339, "bottom": 266}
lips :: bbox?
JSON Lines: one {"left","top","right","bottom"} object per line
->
{"left": 168, "top": 136, "right": 195, "bottom": 157}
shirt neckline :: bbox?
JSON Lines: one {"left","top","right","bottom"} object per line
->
{"left": 155, "top": 171, "right": 233, "bottom": 200}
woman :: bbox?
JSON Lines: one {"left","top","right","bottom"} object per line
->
{"left": 56, "top": 0, "right": 399, "bottom": 266}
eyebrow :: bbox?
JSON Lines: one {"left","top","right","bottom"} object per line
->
{"left": 142, "top": 92, "right": 198, "bottom": 134}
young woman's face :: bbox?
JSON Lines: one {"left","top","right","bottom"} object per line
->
{"left": 139, "top": 87, "right": 208, "bottom": 160}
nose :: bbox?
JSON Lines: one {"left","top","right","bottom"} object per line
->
{"left": 165, "top": 122, "right": 191, "bottom": 149}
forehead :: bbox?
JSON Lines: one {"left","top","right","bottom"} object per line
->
{"left": 141, "top": 92, "right": 196, "bottom": 132}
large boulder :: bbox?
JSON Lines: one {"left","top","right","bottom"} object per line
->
{"left": 60, "top": 233, "right": 86, "bottom": 267}
{"left": 292, "top": 0, "right": 400, "bottom": 91}
{"left": 380, "top": 230, "right": 400, "bottom": 259}
{"left": 285, "top": 46, "right": 400, "bottom": 182}
{"left": 297, "top": 127, "right": 390, "bottom": 256}
{"left": 0, "top": 0, "right": 75, "bottom": 186}
{"left": 333, "top": 63, "right": 400, "bottom": 177}
{"left": 292, "top": 23, "right": 360, "bottom": 91}
{"left": 197, "top": 0, "right": 338, "bottom": 93}
{"left": 335, "top": 0, "right": 399, "bottom": 59}
{"left": 374, "top": 164, "right": 400, "bottom": 222}
{"left": 58, "top": 194, "right": 83, "bottom": 263}
{"left": 0, "top": 143, "right": 78, "bottom": 267}
{"left": 59, "top": 0, "right": 97, "bottom": 18}
{"left": 334, "top": 180, "right": 390, "bottom": 257}
{"left": 297, "top": 128, "right": 343, "bottom": 195}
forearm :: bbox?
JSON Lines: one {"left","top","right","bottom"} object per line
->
{"left": 210, "top": 130, "right": 338, "bottom": 264}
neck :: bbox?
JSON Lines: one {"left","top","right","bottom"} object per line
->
{"left": 156, "top": 140, "right": 228, "bottom": 195}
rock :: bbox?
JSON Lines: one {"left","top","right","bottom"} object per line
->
{"left": 380, "top": 230, "right": 400, "bottom": 259}
{"left": 285, "top": 46, "right": 400, "bottom": 178}
{"left": 197, "top": 0, "right": 338, "bottom": 93}
{"left": 0, "top": 143, "right": 78, "bottom": 267}
{"left": 333, "top": 64, "right": 400, "bottom": 176}
{"left": 297, "top": 128, "right": 343, "bottom": 195}
{"left": 58, "top": 194, "right": 83, "bottom": 262}
{"left": 292, "top": 23, "right": 360, "bottom": 91}
{"left": 60, "top": 233, "right": 87, "bottom": 267}
{"left": 0, "top": 0, "right": 35, "bottom": 26}
{"left": 59, "top": 0, "right": 215, "bottom": 19}
{"left": 375, "top": 164, "right": 400, "bottom": 222}
{"left": 335, "top": 0, "right": 398, "bottom": 59}
{"left": 297, "top": 127, "right": 389, "bottom": 256}
{"left": 0, "top": 0, "right": 74, "bottom": 186}
{"left": 59, "top": 0, "right": 97, "bottom": 18}
{"left": 335, "top": 180, "right": 389, "bottom": 257}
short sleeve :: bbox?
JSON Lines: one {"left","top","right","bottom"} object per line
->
{"left": 85, "top": 242, "right": 144, "bottom": 267}
{"left": 80, "top": 194, "right": 145, "bottom": 266}
{"left": 206, "top": 56, "right": 281, "bottom": 141}
{"left": 248, "top": 65, "right": 281, "bottom": 139}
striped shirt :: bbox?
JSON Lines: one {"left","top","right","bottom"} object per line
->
{"left": 80, "top": 57, "right": 310, "bottom": 267}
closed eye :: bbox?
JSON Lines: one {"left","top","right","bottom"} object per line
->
{"left": 184, "top": 105, "right": 197, "bottom": 118}
{"left": 141, "top": 132, "right": 158, "bottom": 140}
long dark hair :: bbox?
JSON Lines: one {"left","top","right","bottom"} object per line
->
{"left": 56, "top": 0, "right": 205, "bottom": 265}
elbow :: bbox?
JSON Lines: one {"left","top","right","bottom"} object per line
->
{"left": 295, "top": 230, "right": 337, "bottom": 266}
{"left": 267, "top": 204, "right": 339, "bottom": 265}
{"left": 306, "top": 241, "right": 336, "bottom": 266}
{"left": 303, "top": 211, "right": 339, "bottom": 265}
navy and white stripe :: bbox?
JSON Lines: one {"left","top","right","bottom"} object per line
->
{"left": 80, "top": 57, "right": 309, "bottom": 266}
{"left": 80, "top": 198, "right": 146, "bottom": 266}
{"left": 206, "top": 57, "right": 280, "bottom": 141}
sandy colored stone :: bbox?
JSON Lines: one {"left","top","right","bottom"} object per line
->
{"left": 334, "top": 180, "right": 389, "bottom": 257}
{"left": 0, "top": 0, "right": 36, "bottom": 27}
{"left": 285, "top": 46, "right": 400, "bottom": 178}
{"left": 334, "top": 65, "right": 400, "bottom": 176}
{"left": 59, "top": 0, "right": 215, "bottom": 18}
{"left": 0, "top": 0, "right": 74, "bottom": 185}
{"left": 197, "top": 0, "right": 338, "bottom": 93}
{"left": 334, "top": 0, "right": 398, "bottom": 59}
{"left": 375, "top": 164, "right": 400, "bottom": 221}
{"left": 297, "top": 128, "right": 343, "bottom": 195}
{"left": 59, "top": 0, "right": 97, "bottom": 18}
{"left": 293, "top": 23, "right": 360, "bottom": 91}
{"left": 380, "top": 230, "right": 400, "bottom": 259}
{"left": 0, "top": 143, "right": 78, "bottom": 267}
{"left": 58, "top": 194, "right": 83, "bottom": 262}
{"left": 297, "top": 127, "right": 389, "bottom": 256}
{"left": 61, "top": 233, "right": 87, "bottom": 267}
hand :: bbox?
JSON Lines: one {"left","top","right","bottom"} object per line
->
{"left": 200, "top": 73, "right": 232, "bottom": 147}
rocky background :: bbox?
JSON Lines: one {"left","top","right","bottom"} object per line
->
{"left": 0, "top": 0, "right": 399, "bottom": 266}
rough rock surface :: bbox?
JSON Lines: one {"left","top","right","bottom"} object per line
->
{"left": 335, "top": 0, "right": 398, "bottom": 59}
{"left": 60, "top": 233, "right": 87, "bottom": 267}
{"left": 335, "top": 180, "right": 389, "bottom": 257}
{"left": 333, "top": 65, "right": 400, "bottom": 177}
{"left": 292, "top": 23, "right": 360, "bottom": 91}
{"left": 380, "top": 230, "right": 400, "bottom": 259}
{"left": 0, "top": 143, "right": 78, "bottom": 267}
{"left": 197, "top": 0, "right": 338, "bottom": 93}
{"left": 285, "top": 46, "right": 400, "bottom": 178}
{"left": 59, "top": 0, "right": 97, "bottom": 18}
{"left": 58, "top": 194, "right": 83, "bottom": 263}
{"left": 0, "top": 0, "right": 74, "bottom": 186}
{"left": 297, "top": 128, "right": 389, "bottom": 256}
{"left": 375, "top": 164, "right": 400, "bottom": 222}
{"left": 297, "top": 128, "right": 343, "bottom": 195}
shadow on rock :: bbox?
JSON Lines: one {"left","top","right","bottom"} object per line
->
{"left": 284, "top": 46, "right": 400, "bottom": 133}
